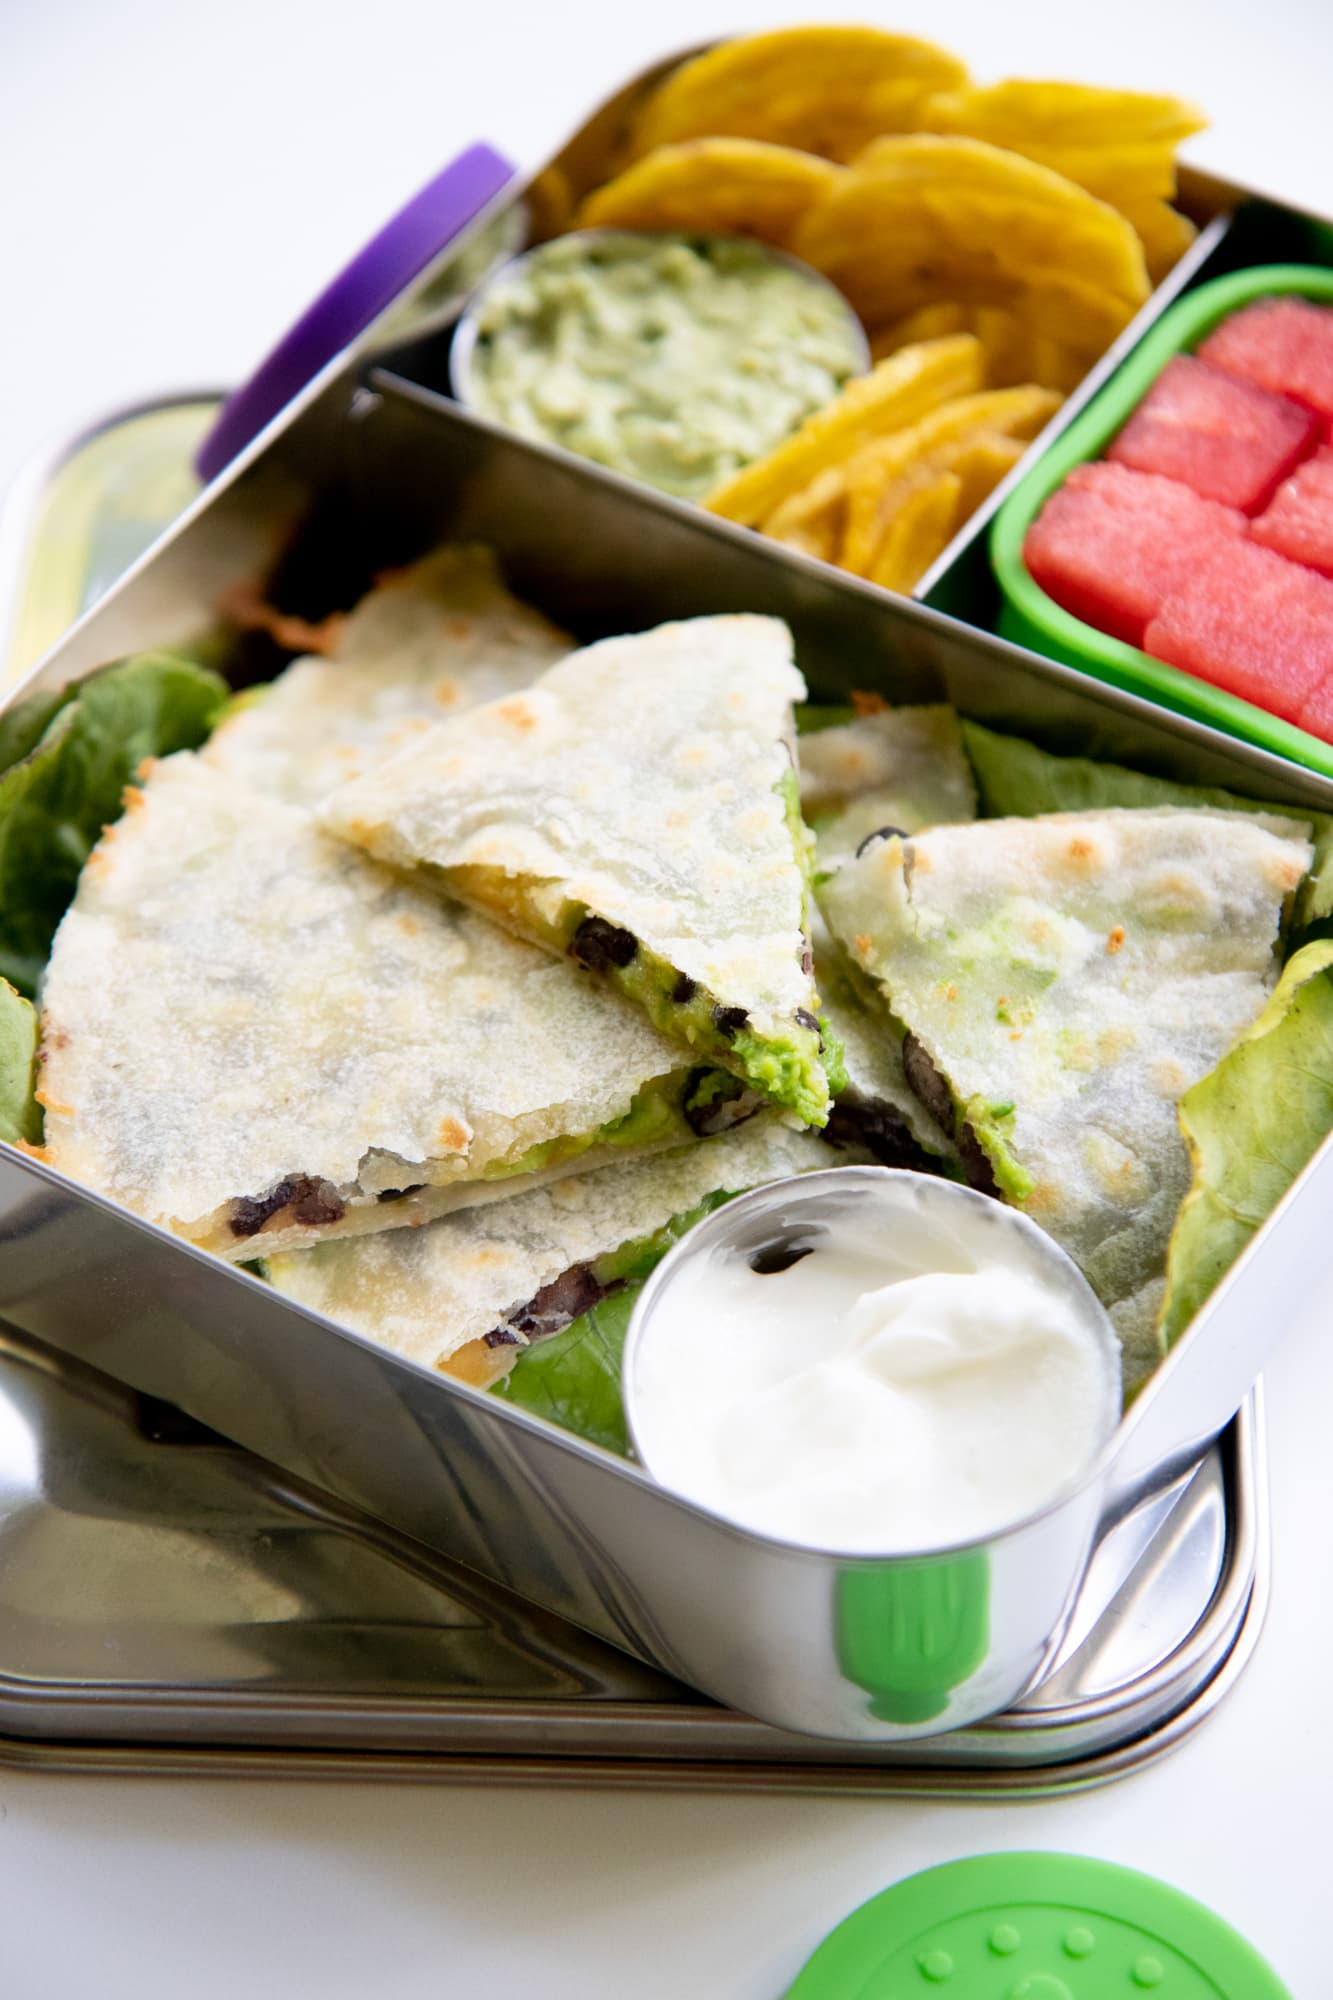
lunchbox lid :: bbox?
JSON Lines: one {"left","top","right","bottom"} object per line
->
{"left": 194, "top": 142, "right": 516, "bottom": 483}
{"left": 786, "top": 1852, "right": 1292, "bottom": 1996}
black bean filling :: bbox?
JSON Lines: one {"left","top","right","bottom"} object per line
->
{"left": 899, "top": 1035, "right": 1000, "bottom": 1198}
{"left": 671, "top": 971, "right": 699, "bottom": 1004}
{"left": 800, "top": 941, "right": 814, "bottom": 977}
{"left": 793, "top": 1006, "right": 825, "bottom": 1052}
{"left": 855, "top": 823, "right": 910, "bottom": 860}
{"left": 570, "top": 915, "right": 638, "bottom": 971}
{"left": 486, "top": 1262, "right": 623, "bottom": 1349}
{"left": 901, "top": 1032, "right": 956, "bottom": 1134}
{"left": 711, "top": 1003, "right": 750, "bottom": 1040}
{"left": 229, "top": 1173, "right": 347, "bottom": 1238}
{"left": 823, "top": 1098, "right": 939, "bottom": 1174}
{"left": 377, "top": 1183, "right": 424, "bottom": 1203}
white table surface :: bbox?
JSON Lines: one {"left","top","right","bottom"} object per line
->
{"left": 3, "top": 3, "right": 1332, "bottom": 1993}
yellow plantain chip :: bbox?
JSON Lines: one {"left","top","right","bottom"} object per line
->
{"left": 1124, "top": 198, "right": 1199, "bottom": 283}
{"left": 793, "top": 136, "right": 1150, "bottom": 353}
{"left": 762, "top": 464, "right": 849, "bottom": 543}
{"left": 869, "top": 301, "right": 970, "bottom": 361}
{"left": 868, "top": 472, "right": 964, "bottom": 593}
{"left": 838, "top": 385, "right": 1062, "bottom": 574}
{"left": 915, "top": 79, "right": 1205, "bottom": 155}
{"left": 945, "top": 431, "right": 1028, "bottom": 518}
{"left": 575, "top": 138, "right": 842, "bottom": 249}
{"left": 629, "top": 27, "right": 969, "bottom": 164}
{"left": 704, "top": 334, "right": 984, "bottom": 526}
{"left": 769, "top": 518, "right": 840, "bottom": 564}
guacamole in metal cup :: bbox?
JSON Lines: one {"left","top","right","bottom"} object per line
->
{"left": 455, "top": 231, "right": 868, "bottom": 501}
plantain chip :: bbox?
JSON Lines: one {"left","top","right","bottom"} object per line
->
{"left": 524, "top": 164, "right": 577, "bottom": 244}
{"left": 793, "top": 136, "right": 1150, "bottom": 354}
{"left": 869, "top": 302, "right": 971, "bottom": 360}
{"left": 870, "top": 302, "right": 1090, "bottom": 392}
{"left": 868, "top": 471, "right": 964, "bottom": 593}
{"left": 945, "top": 431, "right": 1028, "bottom": 518}
{"left": 575, "top": 138, "right": 841, "bottom": 249}
{"left": 704, "top": 334, "right": 984, "bottom": 526}
{"left": 838, "top": 385, "right": 1062, "bottom": 575}
{"left": 1124, "top": 198, "right": 1199, "bottom": 284}
{"left": 762, "top": 464, "right": 849, "bottom": 544}
{"left": 628, "top": 27, "right": 969, "bottom": 164}
{"left": 912, "top": 79, "right": 1205, "bottom": 204}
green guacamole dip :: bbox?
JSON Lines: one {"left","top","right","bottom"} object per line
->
{"left": 460, "top": 231, "right": 867, "bottom": 502}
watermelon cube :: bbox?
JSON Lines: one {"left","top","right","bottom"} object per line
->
{"left": 1251, "top": 445, "right": 1333, "bottom": 578}
{"left": 1143, "top": 538, "right": 1333, "bottom": 725}
{"left": 1107, "top": 354, "right": 1318, "bottom": 513}
{"left": 1199, "top": 296, "right": 1333, "bottom": 436}
{"left": 1023, "top": 462, "right": 1248, "bottom": 646}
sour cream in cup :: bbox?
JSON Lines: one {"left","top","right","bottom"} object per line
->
{"left": 622, "top": 1167, "right": 1122, "bottom": 1554}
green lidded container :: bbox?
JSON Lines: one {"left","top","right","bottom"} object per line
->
{"left": 785, "top": 1852, "right": 1293, "bottom": 1998}
{"left": 991, "top": 265, "right": 1333, "bottom": 782}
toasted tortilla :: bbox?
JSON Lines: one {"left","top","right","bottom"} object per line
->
{"left": 38, "top": 753, "right": 729, "bottom": 1260}
{"left": 320, "top": 615, "right": 832, "bottom": 1124}
{"left": 819, "top": 807, "right": 1313, "bottom": 1390}
{"left": 799, "top": 703, "right": 978, "bottom": 869}
{"left": 799, "top": 705, "right": 975, "bottom": 1162}
{"left": 267, "top": 1120, "right": 847, "bottom": 1382}
{"left": 204, "top": 545, "right": 570, "bottom": 807}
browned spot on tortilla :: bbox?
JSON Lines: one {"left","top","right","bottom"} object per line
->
{"left": 33, "top": 1086, "right": 72, "bottom": 1115}
{"left": 398, "top": 915, "right": 420, "bottom": 937}
{"left": 497, "top": 698, "right": 538, "bottom": 733}
{"left": 946, "top": 982, "right": 958, "bottom": 1002}
{"left": 850, "top": 689, "right": 887, "bottom": 716}
{"left": 854, "top": 933, "right": 873, "bottom": 962}
{"left": 436, "top": 1117, "right": 470, "bottom": 1154}
{"left": 434, "top": 679, "right": 463, "bottom": 706}
{"left": 219, "top": 581, "right": 347, "bottom": 655}
{"left": 1067, "top": 836, "right": 1095, "bottom": 861}
{"left": 443, "top": 615, "right": 475, "bottom": 641}
{"left": 1106, "top": 925, "right": 1125, "bottom": 954}
{"left": 135, "top": 756, "right": 159, "bottom": 783}
{"left": 14, "top": 1141, "right": 52, "bottom": 1163}
{"left": 122, "top": 785, "right": 147, "bottom": 813}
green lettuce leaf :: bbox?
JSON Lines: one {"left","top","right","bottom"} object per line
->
{"left": 494, "top": 1189, "right": 737, "bottom": 1454}
{"left": 0, "top": 685, "right": 78, "bottom": 778}
{"left": 496, "top": 1286, "right": 640, "bottom": 1457}
{"left": 962, "top": 722, "right": 1333, "bottom": 927}
{"left": 1159, "top": 940, "right": 1333, "bottom": 1349}
{"left": 0, "top": 978, "right": 41, "bottom": 1146}
{"left": 0, "top": 651, "right": 228, "bottom": 995}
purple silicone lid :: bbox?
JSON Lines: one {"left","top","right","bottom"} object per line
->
{"left": 195, "top": 142, "right": 517, "bottom": 483}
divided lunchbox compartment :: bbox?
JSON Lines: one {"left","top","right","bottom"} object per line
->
{"left": 5, "top": 55, "right": 1333, "bottom": 1754}
{"left": 4, "top": 354, "right": 1331, "bottom": 1749}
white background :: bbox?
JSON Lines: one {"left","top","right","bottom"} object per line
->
{"left": 3, "top": 3, "right": 1332, "bottom": 1994}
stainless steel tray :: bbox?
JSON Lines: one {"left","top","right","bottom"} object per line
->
{"left": 0, "top": 1318, "right": 1265, "bottom": 1790}
{"left": 2, "top": 47, "right": 1326, "bottom": 1751}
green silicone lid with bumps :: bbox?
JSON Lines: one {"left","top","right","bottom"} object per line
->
{"left": 784, "top": 1853, "right": 1292, "bottom": 1997}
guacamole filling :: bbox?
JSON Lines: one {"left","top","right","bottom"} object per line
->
{"left": 464, "top": 232, "right": 866, "bottom": 502}
{"left": 225, "top": 1065, "right": 751, "bottom": 1240}
{"left": 899, "top": 1032, "right": 1030, "bottom": 1202}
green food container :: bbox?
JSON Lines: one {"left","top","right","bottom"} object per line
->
{"left": 991, "top": 264, "right": 1333, "bottom": 781}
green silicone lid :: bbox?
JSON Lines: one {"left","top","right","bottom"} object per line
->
{"left": 784, "top": 1853, "right": 1292, "bottom": 1997}
{"left": 991, "top": 264, "right": 1333, "bottom": 783}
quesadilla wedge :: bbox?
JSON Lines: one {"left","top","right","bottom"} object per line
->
{"left": 798, "top": 703, "right": 976, "bottom": 1166}
{"left": 320, "top": 615, "right": 834, "bottom": 1125}
{"left": 37, "top": 753, "right": 756, "bottom": 1260}
{"left": 819, "top": 806, "right": 1313, "bottom": 1390}
{"left": 799, "top": 701, "right": 978, "bottom": 870}
{"left": 267, "top": 1120, "right": 850, "bottom": 1405}
{"left": 204, "top": 544, "right": 571, "bottom": 808}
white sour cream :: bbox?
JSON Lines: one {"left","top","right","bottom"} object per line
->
{"left": 628, "top": 1206, "right": 1121, "bottom": 1553}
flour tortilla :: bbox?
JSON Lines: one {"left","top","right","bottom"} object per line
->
{"left": 799, "top": 705, "right": 975, "bottom": 1158}
{"left": 320, "top": 615, "right": 830, "bottom": 1120}
{"left": 204, "top": 545, "right": 570, "bottom": 807}
{"left": 819, "top": 806, "right": 1313, "bottom": 1390}
{"left": 38, "top": 753, "right": 714, "bottom": 1260}
{"left": 267, "top": 1120, "right": 846, "bottom": 1380}
{"left": 799, "top": 704, "right": 977, "bottom": 868}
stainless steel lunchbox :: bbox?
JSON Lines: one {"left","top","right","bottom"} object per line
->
{"left": 2, "top": 50, "right": 1331, "bottom": 1745}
